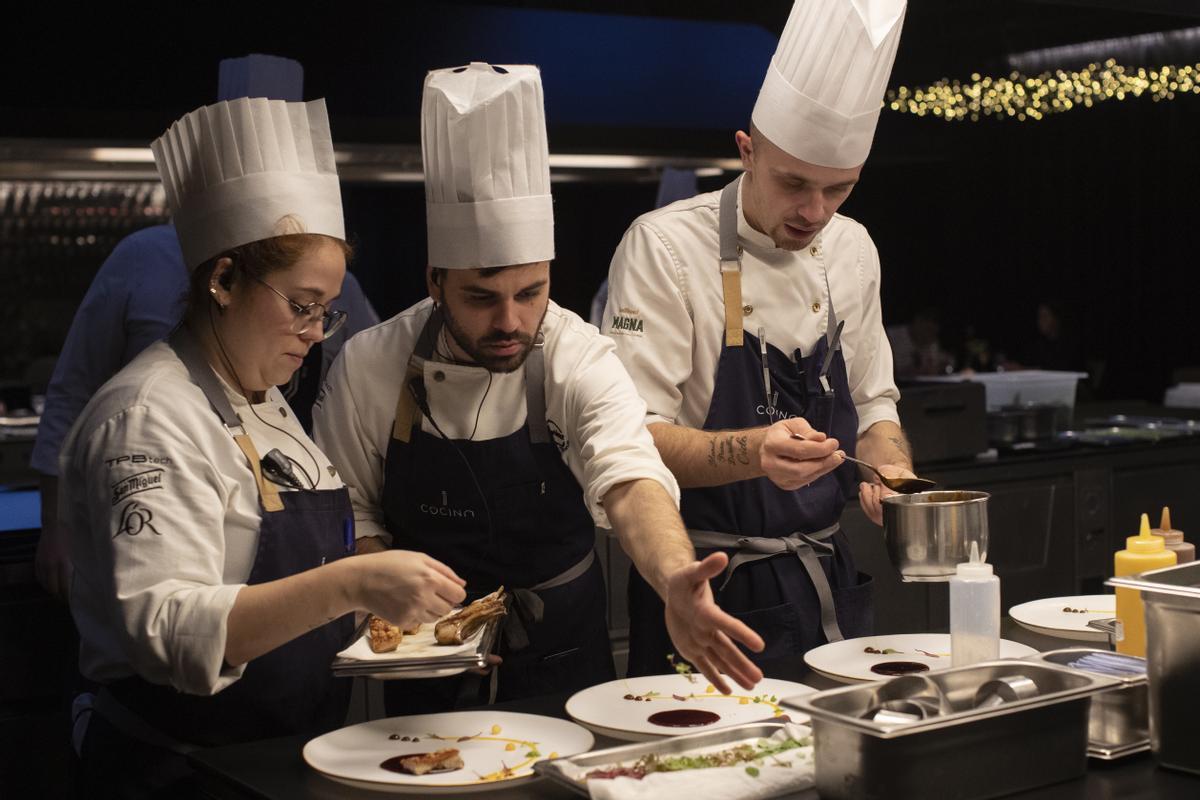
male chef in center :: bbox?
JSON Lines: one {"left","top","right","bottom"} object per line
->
{"left": 314, "top": 62, "right": 763, "bottom": 711}
{"left": 604, "top": 0, "right": 918, "bottom": 676}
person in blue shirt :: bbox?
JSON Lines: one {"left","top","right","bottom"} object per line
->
{"left": 33, "top": 56, "right": 380, "bottom": 601}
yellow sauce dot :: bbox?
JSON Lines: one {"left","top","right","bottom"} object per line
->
{"left": 705, "top": 684, "right": 715, "bottom": 693}
{"left": 739, "top": 697, "right": 749, "bottom": 705}
{"left": 505, "top": 742, "right": 516, "bottom": 751}
{"left": 490, "top": 724, "right": 501, "bottom": 735}
{"left": 550, "top": 752, "right": 558, "bottom": 758}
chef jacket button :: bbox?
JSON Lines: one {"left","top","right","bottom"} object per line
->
{"left": 278, "top": 407, "right": 287, "bottom": 417}
{"left": 742, "top": 304, "right": 754, "bottom": 316}
{"left": 812, "top": 301, "right": 822, "bottom": 313}
{"left": 433, "top": 370, "right": 446, "bottom": 382}
{"left": 810, "top": 246, "right": 819, "bottom": 256}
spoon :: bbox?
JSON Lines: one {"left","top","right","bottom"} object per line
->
{"left": 790, "top": 433, "right": 936, "bottom": 493}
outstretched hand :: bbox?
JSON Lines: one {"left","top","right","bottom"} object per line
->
{"left": 662, "top": 552, "right": 765, "bottom": 694}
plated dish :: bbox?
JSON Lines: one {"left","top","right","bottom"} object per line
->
{"left": 804, "top": 634, "right": 1038, "bottom": 683}
{"left": 303, "top": 711, "right": 594, "bottom": 793}
{"left": 565, "top": 674, "right": 817, "bottom": 741}
{"left": 1009, "top": 595, "right": 1116, "bottom": 642}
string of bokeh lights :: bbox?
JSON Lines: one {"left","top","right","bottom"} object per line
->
{"left": 886, "top": 60, "right": 1200, "bottom": 122}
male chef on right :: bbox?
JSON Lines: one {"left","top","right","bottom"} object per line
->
{"left": 604, "top": 0, "right": 918, "bottom": 676}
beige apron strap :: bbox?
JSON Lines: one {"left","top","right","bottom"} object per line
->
{"left": 233, "top": 434, "right": 284, "bottom": 512}
{"left": 168, "top": 329, "right": 285, "bottom": 514}
{"left": 391, "top": 362, "right": 424, "bottom": 443}
{"left": 718, "top": 176, "right": 744, "bottom": 347}
{"left": 721, "top": 270, "right": 744, "bottom": 347}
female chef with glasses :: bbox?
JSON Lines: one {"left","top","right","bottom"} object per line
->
{"left": 60, "top": 97, "right": 466, "bottom": 797}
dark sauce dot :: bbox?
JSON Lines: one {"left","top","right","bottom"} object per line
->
{"left": 647, "top": 709, "right": 721, "bottom": 728}
{"left": 870, "top": 661, "right": 930, "bottom": 676}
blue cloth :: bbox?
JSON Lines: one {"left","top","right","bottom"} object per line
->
{"left": 31, "top": 224, "right": 379, "bottom": 475}
{"left": 218, "top": 55, "right": 304, "bottom": 102}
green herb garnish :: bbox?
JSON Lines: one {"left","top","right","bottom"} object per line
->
{"left": 666, "top": 653, "right": 697, "bottom": 683}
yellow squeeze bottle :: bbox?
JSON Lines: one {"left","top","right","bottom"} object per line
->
{"left": 1114, "top": 513, "right": 1177, "bottom": 656}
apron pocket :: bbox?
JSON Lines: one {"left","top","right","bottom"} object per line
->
{"left": 730, "top": 602, "right": 804, "bottom": 663}
{"left": 832, "top": 571, "right": 874, "bottom": 641}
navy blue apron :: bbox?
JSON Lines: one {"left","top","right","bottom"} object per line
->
{"left": 380, "top": 308, "right": 613, "bottom": 714}
{"left": 627, "top": 177, "right": 873, "bottom": 679}
{"left": 77, "top": 330, "right": 356, "bottom": 798}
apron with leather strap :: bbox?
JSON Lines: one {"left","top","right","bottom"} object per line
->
{"left": 79, "top": 329, "right": 356, "bottom": 796}
{"left": 627, "top": 176, "right": 872, "bottom": 678}
{"left": 380, "top": 308, "right": 613, "bottom": 713}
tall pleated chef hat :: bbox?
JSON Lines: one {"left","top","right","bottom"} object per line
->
{"left": 752, "top": 0, "right": 907, "bottom": 169}
{"left": 151, "top": 97, "right": 344, "bottom": 270}
{"left": 422, "top": 62, "right": 554, "bottom": 269}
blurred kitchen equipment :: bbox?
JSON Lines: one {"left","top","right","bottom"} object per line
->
{"left": 881, "top": 491, "right": 989, "bottom": 582}
{"left": 896, "top": 381, "right": 988, "bottom": 464}
{"left": 790, "top": 433, "right": 935, "bottom": 492}
{"left": 1027, "top": 648, "right": 1149, "bottom": 760}
{"left": 784, "top": 660, "right": 1120, "bottom": 800}
{"left": 1108, "top": 560, "right": 1200, "bottom": 775}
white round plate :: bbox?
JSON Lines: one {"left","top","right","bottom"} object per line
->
{"left": 565, "top": 674, "right": 816, "bottom": 742}
{"left": 303, "top": 711, "right": 593, "bottom": 793}
{"left": 1009, "top": 595, "right": 1115, "bottom": 642}
{"left": 803, "top": 634, "right": 1038, "bottom": 683}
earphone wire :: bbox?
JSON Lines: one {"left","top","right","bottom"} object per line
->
{"left": 409, "top": 378, "right": 495, "bottom": 551}
{"left": 207, "top": 297, "right": 322, "bottom": 490}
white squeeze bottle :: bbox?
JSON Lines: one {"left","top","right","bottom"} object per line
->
{"left": 950, "top": 542, "right": 1000, "bottom": 666}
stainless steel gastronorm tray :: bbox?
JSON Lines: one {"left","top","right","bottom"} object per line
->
{"left": 1026, "top": 648, "right": 1149, "bottom": 760}
{"left": 1109, "top": 560, "right": 1200, "bottom": 775}
{"left": 783, "top": 660, "right": 1122, "bottom": 800}
{"left": 535, "top": 722, "right": 805, "bottom": 797}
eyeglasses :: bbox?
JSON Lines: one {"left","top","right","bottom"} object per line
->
{"left": 250, "top": 274, "right": 347, "bottom": 339}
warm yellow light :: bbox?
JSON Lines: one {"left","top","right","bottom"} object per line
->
{"left": 887, "top": 62, "right": 1200, "bottom": 122}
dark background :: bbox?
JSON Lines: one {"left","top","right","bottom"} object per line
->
{"left": 3, "top": 0, "right": 1199, "bottom": 400}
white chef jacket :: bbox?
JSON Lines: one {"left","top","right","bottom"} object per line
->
{"left": 603, "top": 178, "right": 900, "bottom": 436}
{"left": 313, "top": 298, "right": 680, "bottom": 544}
{"left": 60, "top": 341, "right": 344, "bottom": 695}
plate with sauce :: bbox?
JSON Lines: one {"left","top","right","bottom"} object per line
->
{"left": 303, "top": 711, "right": 593, "bottom": 793}
{"left": 565, "top": 674, "right": 817, "bottom": 741}
{"left": 1009, "top": 595, "right": 1115, "bottom": 642}
{"left": 804, "top": 634, "right": 1038, "bottom": 683}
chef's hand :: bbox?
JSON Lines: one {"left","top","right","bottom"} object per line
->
{"left": 353, "top": 550, "right": 467, "bottom": 627}
{"left": 35, "top": 522, "right": 73, "bottom": 603}
{"left": 858, "top": 464, "right": 916, "bottom": 526}
{"left": 760, "top": 418, "right": 842, "bottom": 491}
{"left": 663, "top": 552, "right": 765, "bottom": 694}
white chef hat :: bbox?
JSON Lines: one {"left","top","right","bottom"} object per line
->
{"left": 421, "top": 62, "right": 554, "bottom": 269}
{"left": 151, "top": 97, "right": 345, "bottom": 270}
{"left": 751, "top": 0, "right": 907, "bottom": 168}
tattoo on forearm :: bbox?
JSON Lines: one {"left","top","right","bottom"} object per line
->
{"left": 708, "top": 434, "right": 751, "bottom": 468}
{"left": 888, "top": 435, "right": 912, "bottom": 458}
